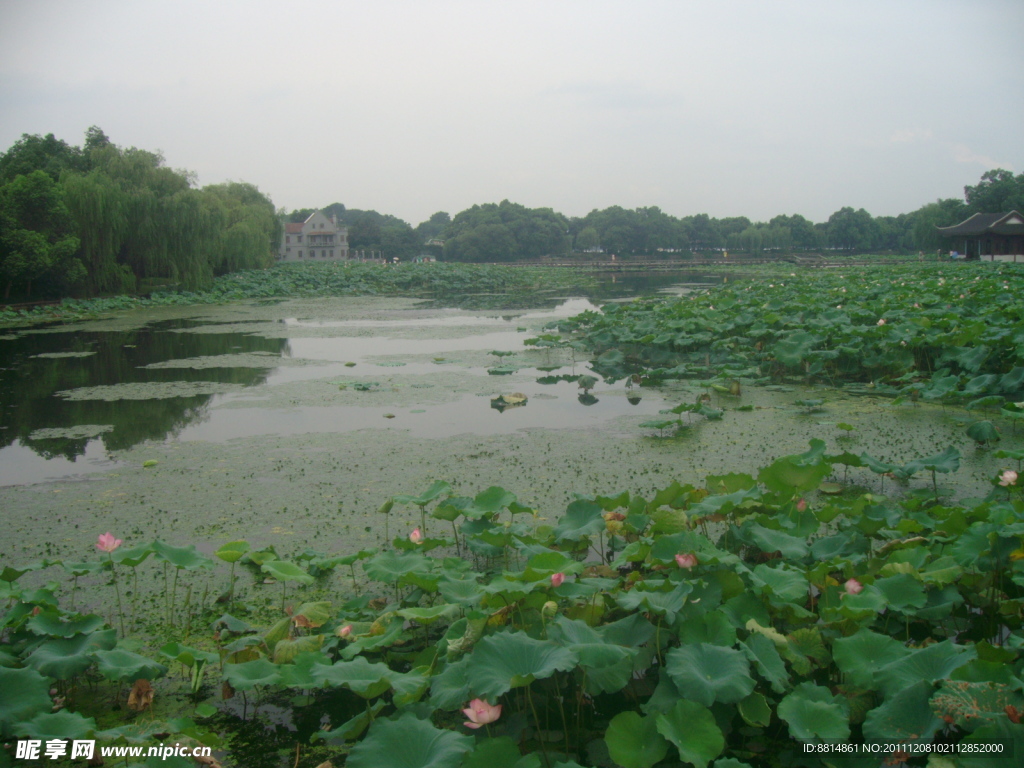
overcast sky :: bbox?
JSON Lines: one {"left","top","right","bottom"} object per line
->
{"left": 1, "top": 0, "right": 1021, "bottom": 226}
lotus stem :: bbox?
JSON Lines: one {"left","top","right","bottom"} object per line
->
{"left": 525, "top": 684, "right": 550, "bottom": 768}
{"left": 107, "top": 553, "right": 125, "bottom": 636}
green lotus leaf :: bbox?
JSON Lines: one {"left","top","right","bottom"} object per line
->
{"left": 293, "top": 601, "right": 332, "bottom": 627}
{"left": 223, "top": 658, "right": 281, "bottom": 690}
{"left": 0, "top": 561, "right": 47, "bottom": 582}
{"left": 740, "top": 523, "right": 808, "bottom": 559}
{"left": 394, "top": 480, "right": 451, "bottom": 507}
{"left": 61, "top": 560, "right": 105, "bottom": 577}
{"left": 214, "top": 540, "right": 250, "bottom": 563}
{"left": 571, "top": 643, "right": 637, "bottom": 695}
{"left": 363, "top": 550, "right": 431, "bottom": 584}
{"left": 604, "top": 711, "right": 669, "bottom": 768}
{"left": 900, "top": 446, "right": 961, "bottom": 477}
{"left": 777, "top": 682, "right": 850, "bottom": 743}
{"left": 18, "top": 709, "right": 96, "bottom": 741}
{"left": 346, "top": 711, "right": 473, "bottom": 768}
{"left": 751, "top": 563, "right": 807, "bottom": 603}
{"left": 461, "top": 736, "right": 530, "bottom": 768}
{"left": 313, "top": 657, "right": 393, "bottom": 698}
{"left": 111, "top": 543, "right": 154, "bottom": 567}
{"left": 655, "top": 699, "right": 725, "bottom": 768}
{"left": 873, "top": 573, "right": 928, "bottom": 612}
{"left": 614, "top": 582, "right": 692, "bottom": 619}
{"left": 740, "top": 633, "right": 790, "bottom": 694}
{"left": 314, "top": 700, "right": 386, "bottom": 745}
{"left": 832, "top": 628, "right": 909, "bottom": 689}
{"left": 967, "top": 420, "right": 1001, "bottom": 444}
{"left": 464, "top": 631, "right": 578, "bottom": 699}
{"left": 552, "top": 499, "right": 605, "bottom": 542}
{"left": 863, "top": 680, "right": 942, "bottom": 744}
{"left": 278, "top": 651, "right": 332, "bottom": 689}
{"left": 665, "top": 643, "right": 755, "bottom": 706}
{"left": 94, "top": 649, "right": 167, "bottom": 681}
{"left": 397, "top": 604, "right": 460, "bottom": 625}
{"left": 758, "top": 441, "right": 831, "bottom": 494}
{"left": 97, "top": 719, "right": 179, "bottom": 745}
{"left": 464, "top": 486, "right": 517, "bottom": 516}
{"left": 773, "top": 331, "right": 820, "bottom": 367}
{"left": 271, "top": 635, "right": 322, "bottom": 665}
{"left": 738, "top": 692, "right": 772, "bottom": 728}
{"left": 438, "top": 577, "right": 483, "bottom": 606}
{"left": 873, "top": 640, "right": 976, "bottom": 700}
{"left": 151, "top": 540, "right": 213, "bottom": 570}
{"left": 26, "top": 610, "right": 106, "bottom": 638}
{"left": 24, "top": 628, "right": 116, "bottom": 680}
{"left": 158, "top": 642, "right": 219, "bottom": 669}
{"left": 0, "top": 666, "right": 52, "bottom": 738}
{"left": 260, "top": 560, "right": 314, "bottom": 585}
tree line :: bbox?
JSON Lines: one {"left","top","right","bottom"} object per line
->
{"left": 287, "top": 170, "right": 1023, "bottom": 265}
{"left": 3, "top": 126, "right": 1022, "bottom": 300}
{"left": 0, "top": 128, "right": 279, "bottom": 300}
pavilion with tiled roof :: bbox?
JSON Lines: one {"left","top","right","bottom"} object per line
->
{"left": 936, "top": 211, "right": 1024, "bottom": 261}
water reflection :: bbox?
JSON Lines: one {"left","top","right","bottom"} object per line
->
{"left": 0, "top": 275, "right": 722, "bottom": 486}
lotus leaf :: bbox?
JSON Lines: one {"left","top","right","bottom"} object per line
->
{"left": 604, "top": 711, "right": 669, "bottom": 768}
{"left": 223, "top": 658, "right": 281, "bottom": 690}
{"left": 552, "top": 499, "right": 605, "bottom": 542}
{"left": 872, "top": 640, "right": 976, "bottom": 700}
{"left": 18, "top": 710, "right": 96, "bottom": 741}
{"left": 214, "top": 540, "right": 250, "bottom": 563}
{"left": 863, "top": 680, "right": 943, "bottom": 744}
{"left": 26, "top": 610, "right": 105, "bottom": 638}
{"left": 345, "top": 711, "right": 473, "bottom": 768}
{"left": 665, "top": 643, "right": 755, "bottom": 706}
{"left": 739, "top": 633, "right": 790, "bottom": 694}
{"left": 832, "top": 628, "right": 909, "bottom": 689}
{"left": 94, "top": 649, "right": 168, "bottom": 681}
{"left": 151, "top": 540, "right": 213, "bottom": 570}
{"left": 0, "top": 666, "right": 52, "bottom": 738}
{"left": 655, "top": 699, "right": 725, "bottom": 768}
{"left": 464, "top": 631, "right": 578, "bottom": 699}
{"left": 777, "top": 682, "right": 850, "bottom": 743}
{"left": 313, "top": 657, "right": 393, "bottom": 698}
{"left": 24, "top": 628, "right": 117, "bottom": 680}
{"left": 260, "top": 560, "right": 314, "bottom": 585}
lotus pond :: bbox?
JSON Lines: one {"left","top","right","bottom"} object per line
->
{"left": 2, "top": 262, "right": 1024, "bottom": 768}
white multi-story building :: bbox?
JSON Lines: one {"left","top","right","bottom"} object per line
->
{"left": 278, "top": 210, "right": 349, "bottom": 262}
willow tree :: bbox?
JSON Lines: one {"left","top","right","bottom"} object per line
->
{"left": 60, "top": 170, "right": 132, "bottom": 294}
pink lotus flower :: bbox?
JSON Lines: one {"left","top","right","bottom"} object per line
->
{"left": 96, "top": 532, "right": 123, "bottom": 553}
{"left": 550, "top": 572, "right": 565, "bottom": 587}
{"left": 999, "top": 470, "right": 1018, "bottom": 487}
{"left": 795, "top": 498, "right": 807, "bottom": 512}
{"left": 675, "top": 553, "right": 698, "bottom": 569}
{"left": 409, "top": 527, "right": 423, "bottom": 544}
{"left": 913, "top": 303, "right": 920, "bottom": 308}
{"left": 844, "top": 578, "right": 863, "bottom": 596}
{"left": 463, "top": 698, "right": 502, "bottom": 729}
{"left": 337, "top": 624, "right": 353, "bottom": 639}
{"left": 877, "top": 318, "right": 886, "bottom": 326}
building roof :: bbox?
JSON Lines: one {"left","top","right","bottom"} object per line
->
{"left": 937, "top": 211, "right": 1024, "bottom": 237}
{"left": 285, "top": 222, "right": 304, "bottom": 234}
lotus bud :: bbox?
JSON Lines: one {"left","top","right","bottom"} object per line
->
{"left": 795, "top": 498, "right": 807, "bottom": 512}
{"left": 337, "top": 624, "right": 353, "bottom": 639}
{"left": 550, "top": 572, "right": 566, "bottom": 588}
{"left": 409, "top": 527, "right": 423, "bottom": 544}
{"left": 844, "top": 578, "right": 863, "bottom": 595}
{"left": 675, "top": 553, "right": 698, "bottom": 569}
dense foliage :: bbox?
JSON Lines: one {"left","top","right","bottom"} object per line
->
{"left": 0, "top": 128, "right": 279, "bottom": 300}
{"left": 0, "top": 262, "right": 594, "bottom": 327}
{"left": 547, "top": 262, "right": 1024, "bottom": 406}
{"left": 2, "top": 446, "right": 1024, "bottom": 767}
